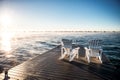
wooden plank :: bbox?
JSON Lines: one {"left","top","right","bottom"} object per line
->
{"left": 0, "top": 45, "right": 116, "bottom": 80}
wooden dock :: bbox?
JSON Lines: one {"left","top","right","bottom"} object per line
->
{"left": 0, "top": 45, "right": 117, "bottom": 80}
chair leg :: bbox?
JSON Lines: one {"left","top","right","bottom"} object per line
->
{"left": 61, "top": 48, "right": 63, "bottom": 55}
{"left": 59, "top": 48, "right": 66, "bottom": 59}
{"left": 69, "top": 53, "right": 72, "bottom": 62}
{"left": 85, "top": 53, "right": 90, "bottom": 63}
{"left": 76, "top": 53, "right": 79, "bottom": 59}
{"left": 85, "top": 49, "right": 90, "bottom": 63}
{"left": 99, "top": 56, "right": 102, "bottom": 63}
{"left": 87, "top": 55, "right": 90, "bottom": 63}
{"left": 69, "top": 52, "right": 74, "bottom": 62}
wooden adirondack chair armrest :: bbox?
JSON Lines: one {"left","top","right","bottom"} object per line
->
{"left": 84, "top": 47, "right": 91, "bottom": 51}
{"left": 84, "top": 47, "right": 88, "bottom": 50}
{"left": 84, "top": 47, "right": 91, "bottom": 55}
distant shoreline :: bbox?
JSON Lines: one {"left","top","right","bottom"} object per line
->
{"left": 17, "top": 31, "right": 120, "bottom": 33}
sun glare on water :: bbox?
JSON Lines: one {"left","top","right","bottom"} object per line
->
{"left": 1, "top": 32, "right": 13, "bottom": 52}
{"left": 0, "top": 13, "right": 14, "bottom": 52}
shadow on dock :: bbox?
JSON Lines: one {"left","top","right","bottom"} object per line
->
{"left": 0, "top": 65, "right": 4, "bottom": 73}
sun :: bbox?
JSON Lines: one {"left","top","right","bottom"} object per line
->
{"left": 0, "top": 14, "right": 12, "bottom": 26}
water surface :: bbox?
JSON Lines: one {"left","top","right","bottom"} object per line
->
{"left": 0, "top": 31, "right": 120, "bottom": 70}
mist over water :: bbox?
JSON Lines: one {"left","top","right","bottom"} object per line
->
{"left": 0, "top": 31, "right": 120, "bottom": 71}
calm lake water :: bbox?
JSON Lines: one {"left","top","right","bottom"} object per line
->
{"left": 0, "top": 31, "right": 120, "bottom": 70}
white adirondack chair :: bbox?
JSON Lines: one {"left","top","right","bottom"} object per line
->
{"left": 84, "top": 40, "right": 103, "bottom": 63}
{"left": 60, "top": 39, "right": 80, "bottom": 62}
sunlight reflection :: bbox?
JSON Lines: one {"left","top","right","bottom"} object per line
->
{"left": 0, "top": 11, "right": 14, "bottom": 52}
{"left": 1, "top": 32, "right": 13, "bottom": 52}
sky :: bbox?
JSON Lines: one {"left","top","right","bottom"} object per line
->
{"left": 0, "top": 0, "right": 120, "bottom": 31}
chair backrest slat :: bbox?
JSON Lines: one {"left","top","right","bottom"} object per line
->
{"left": 61, "top": 39, "right": 72, "bottom": 48}
{"left": 89, "top": 40, "right": 102, "bottom": 49}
